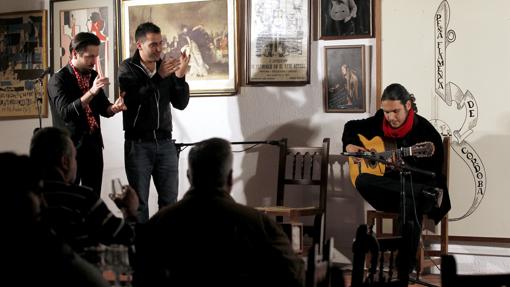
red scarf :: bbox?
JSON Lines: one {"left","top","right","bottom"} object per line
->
{"left": 69, "top": 61, "right": 99, "bottom": 133}
{"left": 382, "top": 108, "right": 415, "bottom": 139}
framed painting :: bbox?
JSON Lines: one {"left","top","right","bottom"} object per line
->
{"left": 50, "top": 0, "right": 118, "bottom": 99}
{"left": 323, "top": 45, "right": 366, "bottom": 112}
{"left": 0, "top": 10, "right": 48, "bottom": 120}
{"left": 318, "top": 0, "right": 374, "bottom": 40}
{"left": 246, "top": 0, "right": 310, "bottom": 85}
{"left": 120, "top": 0, "right": 239, "bottom": 96}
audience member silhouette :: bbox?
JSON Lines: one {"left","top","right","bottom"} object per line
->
{"left": 29, "top": 127, "right": 138, "bottom": 254}
{"left": 135, "top": 138, "right": 305, "bottom": 286}
{"left": 1, "top": 152, "right": 109, "bottom": 287}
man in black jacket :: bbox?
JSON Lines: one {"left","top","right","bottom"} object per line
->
{"left": 342, "top": 83, "right": 450, "bottom": 278}
{"left": 134, "top": 138, "right": 305, "bottom": 286}
{"left": 47, "top": 32, "right": 126, "bottom": 195}
{"left": 118, "top": 22, "right": 190, "bottom": 223}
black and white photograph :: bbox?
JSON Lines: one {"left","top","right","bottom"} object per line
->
{"left": 319, "top": 0, "right": 373, "bottom": 40}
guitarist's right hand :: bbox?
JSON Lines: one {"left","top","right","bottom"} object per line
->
{"left": 346, "top": 144, "right": 367, "bottom": 163}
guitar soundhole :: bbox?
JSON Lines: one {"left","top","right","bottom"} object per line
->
{"left": 367, "top": 159, "right": 377, "bottom": 168}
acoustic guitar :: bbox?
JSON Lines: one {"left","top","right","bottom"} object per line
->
{"left": 347, "top": 134, "right": 435, "bottom": 186}
{"left": 329, "top": 1, "right": 350, "bottom": 21}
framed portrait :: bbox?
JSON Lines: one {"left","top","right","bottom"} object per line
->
{"left": 50, "top": 0, "right": 118, "bottom": 99}
{"left": 318, "top": 0, "right": 374, "bottom": 40}
{"left": 323, "top": 45, "right": 366, "bottom": 113}
{"left": 0, "top": 10, "right": 48, "bottom": 120}
{"left": 120, "top": 0, "right": 239, "bottom": 96}
{"left": 246, "top": 0, "right": 310, "bottom": 85}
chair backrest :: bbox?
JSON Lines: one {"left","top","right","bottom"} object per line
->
{"left": 276, "top": 138, "right": 330, "bottom": 210}
{"left": 441, "top": 255, "right": 510, "bottom": 287}
{"left": 352, "top": 225, "right": 402, "bottom": 287}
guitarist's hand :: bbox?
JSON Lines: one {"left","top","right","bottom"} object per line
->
{"left": 346, "top": 144, "right": 367, "bottom": 163}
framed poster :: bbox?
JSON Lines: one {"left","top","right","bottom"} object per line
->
{"left": 0, "top": 10, "right": 48, "bottom": 120}
{"left": 323, "top": 45, "right": 366, "bottom": 112}
{"left": 318, "top": 0, "right": 374, "bottom": 40}
{"left": 246, "top": 0, "right": 310, "bottom": 85}
{"left": 121, "top": 0, "right": 239, "bottom": 96}
{"left": 50, "top": 0, "right": 117, "bottom": 99}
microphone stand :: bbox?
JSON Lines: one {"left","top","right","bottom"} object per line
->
{"left": 33, "top": 78, "right": 44, "bottom": 131}
{"left": 345, "top": 152, "right": 438, "bottom": 287}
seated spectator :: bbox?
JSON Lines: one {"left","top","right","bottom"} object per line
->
{"left": 1, "top": 152, "right": 109, "bottom": 287}
{"left": 135, "top": 138, "right": 305, "bottom": 286}
{"left": 29, "top": 127, "right": 138, "bottom": 253}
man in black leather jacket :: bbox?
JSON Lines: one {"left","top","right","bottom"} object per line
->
{"left": 118, "top": 22, "right": 190, "bottom": 223}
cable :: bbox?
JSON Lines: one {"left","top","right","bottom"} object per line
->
{"left": 232, "top": 143, "right": 262, "bottom": 153}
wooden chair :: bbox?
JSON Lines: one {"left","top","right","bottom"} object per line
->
{"left": 351, "top": 224, "right": 403, "bottom": 287}
{"left": 366, "top": 136, "right": 451, "bottom": 278}
{"left": 257, "top": 138, "right": 330, "bottom": 254}
{"left": 441, "top": 255, "right": 510, "bottom": 287}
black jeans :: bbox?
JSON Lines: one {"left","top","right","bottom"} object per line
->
{"left": 356, "top": 173, "right": 436, "bottom": 275}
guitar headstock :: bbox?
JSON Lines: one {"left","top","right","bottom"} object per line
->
{"left": 409, "top": 142, "right": 435, "bottom": 157}
{"left": 407, "top": 141, "right": 435, "bottom": 158}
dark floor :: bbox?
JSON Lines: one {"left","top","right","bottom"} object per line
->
{"left": 342, "top": 270, "right": 441, "bottom": 287}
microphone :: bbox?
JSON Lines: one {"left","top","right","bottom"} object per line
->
{"left": 35, "top": 67, "right": 51, "bottom": 82}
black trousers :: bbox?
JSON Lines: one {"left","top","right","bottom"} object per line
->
{"left": 75, "top": 134, "right": 104, "bottom": 196}
{"left": 356, "top": 173, "right": 436, "bottom": 275}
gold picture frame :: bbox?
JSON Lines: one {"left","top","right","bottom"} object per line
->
{"left": 120, "top": 0, "right": 239, "bottom": 96}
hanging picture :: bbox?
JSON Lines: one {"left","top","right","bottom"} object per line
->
{"left": 323, "top": 45, "right": 366, "bottom": 112}
{"left": 51, "top": 0, "right": 117, "bottom": 99}
{"left": 246, "top": 0, "right": 310, "bottom": 85}
{"left": 121, "top": 0, "right": 239, "bottom": 96}
{"left": 318, "top": 0, "right": 374, "bottom": 40}
{"left": 0, "top": 10, "right": 48, "bottom": 119}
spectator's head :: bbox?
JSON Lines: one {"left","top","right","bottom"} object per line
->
{"left": 380, "top": 83, "right": 417, "bottom": 128}
{"left": 0, "top": 152, "right": 42, "bottom": 228}
{"left": 69, "top": 32, "right": 100, "bottom": 72}
{"left": 187, "top": 138, "right": 233, "bottom": 191}
{"left": 30, "top": 127, "right": 77, "bottom": 184}
{"left": 135, "top": 22, "right": 162, "bottom": 63}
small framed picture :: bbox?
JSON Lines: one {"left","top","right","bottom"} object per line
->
{"left": 318, "top": 0, "right": 374, "bottom": 40}
{"left": 323, "top": 45, "right": 366, "bottom": 113}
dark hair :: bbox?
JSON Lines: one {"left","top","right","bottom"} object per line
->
{"left": 381, "top": 83, "right": 418, "bottom": 112}
{"left": 30, "top": 127, "right": 73, "bottom": 172}
{"left": 135, "top": 22, "right": 161, "bottom": 42}
{"left": 69, "top": 32, "right": 100, "bottom": 54}
{"left": 188, "top": 138, "right": 232, "bottom": 189}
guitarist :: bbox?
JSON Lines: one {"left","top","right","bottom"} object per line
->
{"left": 342, "top": 83, "right": 451, "bottom": 278}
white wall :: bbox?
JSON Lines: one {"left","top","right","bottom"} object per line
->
{"left": 381, "top": 0, "right": 510, "bottom": 239}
